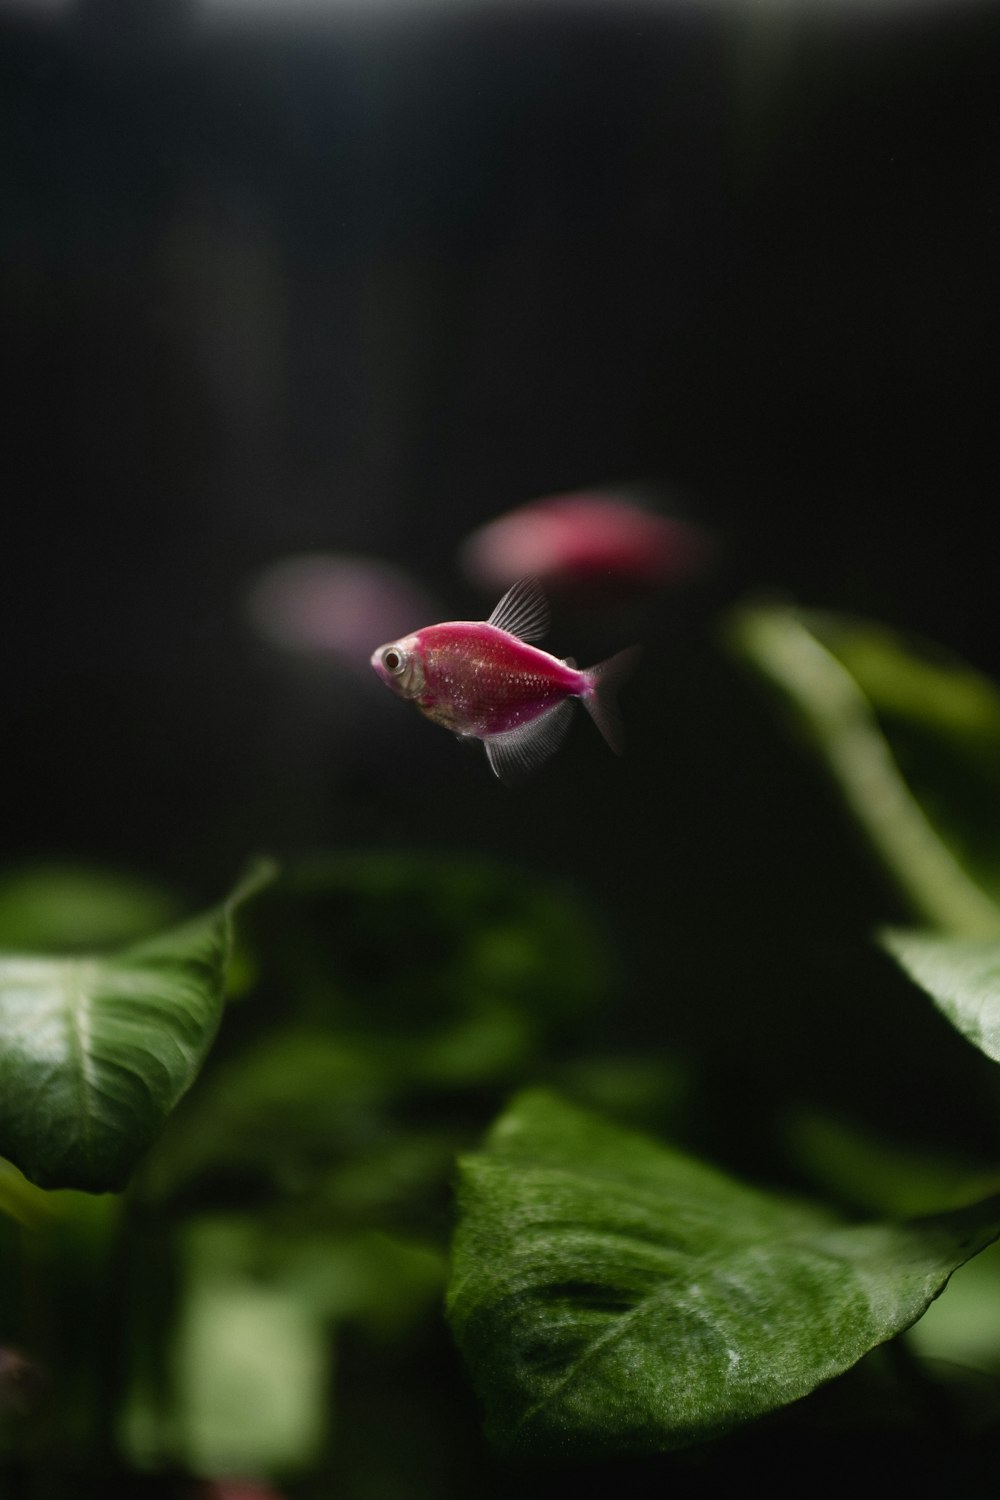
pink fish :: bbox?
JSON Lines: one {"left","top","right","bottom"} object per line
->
{"left": 370, "top": 578, "right": 640, "bottom": 783}
{"left": 460, "top": 489, "right": 708, "bottom": 594}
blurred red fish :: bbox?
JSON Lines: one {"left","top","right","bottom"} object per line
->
{"left": 460, "top": 490, "right": 707, "bottom": 593}
{"left": 370, "top": 578, "right": 639, "bottom": 783}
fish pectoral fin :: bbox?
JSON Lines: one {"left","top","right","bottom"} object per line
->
{"left": 484, "top": 700, "right": 574, "bottom": 785}
{"left": 486, "top": 576, "right": 550, "bottom": 642}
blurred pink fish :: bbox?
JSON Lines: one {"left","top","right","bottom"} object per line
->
{"left": 246, "top": 553, "right": 436, "bottom": 671}
{"left": 0, "top": 1346, "right": 46, "bottom": 1415}
{"left": 192, "top": 1484, "right": 286, "bottom": 1500}
{"left": 460, "top": 490, "right": 707, "bottom": 593}
{"left": 370, "top": 578, "right": 639, "bottom": 783}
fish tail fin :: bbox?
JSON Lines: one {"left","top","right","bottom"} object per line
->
{"left": 581, "top": 645, "right": 641, "bottom": 755}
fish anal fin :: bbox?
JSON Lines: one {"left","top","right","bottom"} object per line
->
{"left": 486, "top": 577, "right": 550, "bottom": 642}
{"left": 484, "top": 699, "right": 573, "bottom": 785}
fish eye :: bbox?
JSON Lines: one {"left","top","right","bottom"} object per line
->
{"left": 382, "top": 647, "right": 407, "bottom": 675}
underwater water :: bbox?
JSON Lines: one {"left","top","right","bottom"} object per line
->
{"left": 2, "top": 0, "right": 1000, "bottom": 1494}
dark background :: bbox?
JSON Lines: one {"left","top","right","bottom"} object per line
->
{"left": 3, "top": 0, "right": 1000, "bottom": 1152}
{"left": 4, "top": 4, "right": 1000, "bottom": 1490}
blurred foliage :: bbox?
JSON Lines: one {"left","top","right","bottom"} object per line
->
{"left": 825, "top": 622, "right": 1000, "bottom": 911}
{"left": 140, "top": 853, "right": 616, "bottom": 1237}
{"left": 909, "top": 1239, "right": 1000, "bottom": 1377}
{"left": 0, "top": 865, "right": 181, "bottom": 954}
{"left": 728, "top": 606, "right": 1000, "bottom": 935}
{"left": 782, "top": 1108, "right": 1000, "bottom": 1219}
{"left": 123, "top": 1216, "right": 443, "bottom": 1480}
{"left": 730, "top": 606, "right": 1000, "bottom": 1068}
{"left": 6, "top": 615, "right": 1000, "bottom": 1492}
{"left": 1, "top": 850, "right": 621, "bottom": 1493}
{"left": 255, "top": 852, "right": 612, "bottom": 1083}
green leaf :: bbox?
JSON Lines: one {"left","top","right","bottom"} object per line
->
{"left": 727, "top": 606, "right": 1000, "bottom": 935}
{"left": 0, "top": 861, "right": 274, "bottom": 1193}
{"left": 448, "top": 1090, "right": 1000, "bottom": 1455}
{"left": 880, "top": 927, "right": 1000, "bottom": 1064}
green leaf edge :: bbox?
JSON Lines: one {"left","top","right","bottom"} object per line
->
{"left": 879, "top": 925, "right": 1000, "bottom": 1065}
{"left": 0, "top": 858, "right": 277, "bottom": 1193}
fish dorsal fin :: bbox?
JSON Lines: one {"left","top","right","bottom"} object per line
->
{"left": 485, "top": 700, "right": 573, "bottom": 785}
{"left": 486, "top": 576, "right": 550, "bottom": 642}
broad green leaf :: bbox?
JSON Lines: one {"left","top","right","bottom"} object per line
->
{"left": 448, "top": 1091, "right": 1000, "bottom": 1455}
{"left": 0, "top": 862, "right": 274, "bottom": 1193}
{"left": 880, "top": 927, "right": 1000, "bottom": 1064}
{"left": 728, "top": 606, "right": 1000, "bottom": 935}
